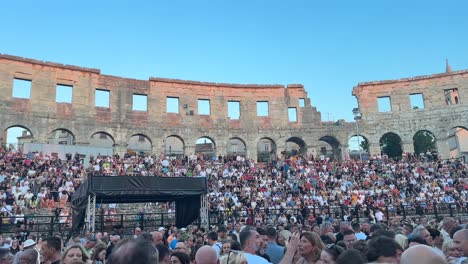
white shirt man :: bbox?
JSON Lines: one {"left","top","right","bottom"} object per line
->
{"left": 375, "top": 210, "right": 384, "bottom": 222}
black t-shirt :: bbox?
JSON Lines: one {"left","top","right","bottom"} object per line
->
{"left": 19, "top": 230, "right": 30, "bottom": 242}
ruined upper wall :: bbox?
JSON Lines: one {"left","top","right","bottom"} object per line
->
{"left": 352, "top": 70, "right": 468, "bottom": 119}
{"left": 0, "top": 54, "right": 322, "bottom": 132}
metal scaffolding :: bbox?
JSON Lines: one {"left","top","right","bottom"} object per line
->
{"left": 85, "top": 194, "right": 96, "bottom": 232}
{"left": 200, "top": 194, "right": 209, "bottom": 230}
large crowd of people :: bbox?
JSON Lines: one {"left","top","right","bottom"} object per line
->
{"left": 0, "top": 215, "right": 467, "bottom": 263}
{"left": 0, "top": 146, "right": 467, "bottom": 263}
{"left": 0, "top": 147, "right": 466, "bottom": 226}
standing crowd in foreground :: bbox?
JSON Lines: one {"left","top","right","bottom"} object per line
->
{"left": 0, "top": 216, "right": 467, "bottom": 264}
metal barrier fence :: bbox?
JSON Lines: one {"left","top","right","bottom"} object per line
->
{"left": 208, "top": 203, "right": 467, "bottom": 226}
{"left": 1, "top": 203, "right": 465, "bottom": 238}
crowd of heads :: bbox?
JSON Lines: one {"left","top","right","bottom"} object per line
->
{"left": 1, "top": 216, "right": 467, "bottom": 264}
{"left": 0, "top": 146, "right": 467, "bottom": 263}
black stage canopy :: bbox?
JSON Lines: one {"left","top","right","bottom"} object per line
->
{"left": 71, "top": 176, "right": 208, "bottom": 232}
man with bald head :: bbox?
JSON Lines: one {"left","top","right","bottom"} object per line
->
{"left": 194, "top": 245, "right": 219, "bottom": 264}
{"left": 175, "top": 242, "right": 189, "bottom": 254}
{"left": 400, "top": 245, "right": 447, "bottom": 264}
{"left": 453, "top": 229, "right": 468, "bottom": 257}
{"left": 151, "top": 231, "right": 164, "bottom": 246}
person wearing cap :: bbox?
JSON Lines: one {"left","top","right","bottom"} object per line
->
{"left": 22, "top": 239, "right": 36, "bottom": 250}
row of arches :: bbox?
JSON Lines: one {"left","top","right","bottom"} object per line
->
{"left": 3, "top": 125, "right": 468, "bottom": 160}
{"left": 2, "top": 126, "right": 323, "bottom": 161}
{"left": 348, "top": 126, "right": 468, "bottom": 159}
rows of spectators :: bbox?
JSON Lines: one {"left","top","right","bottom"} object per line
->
{"left": 0, "top": 146, "right": 466, "bottom": 226}
{"left": 0, "top": 216, "right": 467, "bottom": 263}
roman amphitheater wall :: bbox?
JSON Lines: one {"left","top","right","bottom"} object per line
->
{"left": 353, "top": 70, "right": 468, "bottom": 159}
{"left": 0, "top": 54, "right": 350, "bottom": 160}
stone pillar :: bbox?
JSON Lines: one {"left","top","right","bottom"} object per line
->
{"left": 113, "top": 143, "right": 128, "bottom": 156}
{"left": 436, "top": 137, "right": 450, "bottom": 159}
{"left": 341, "top": 145, "right": 349, "bottom": 160}
{"left": 368, "top": 143, "right": 381, "bottom": 157}
{"left": 216, "top": 143, "right": 227, "bottom": 157}
{"left": 307, "top": 145, "right": 318, "bottom": 158}
{"left": 185, "top": 144, "right": 195, "bottom": 156}
{"left": 276, "top": 141, "right": 286, "bottom": 159}
{"left": 248, "top": 147, "right": 257, "bottom": 161}
{"left": 401, "top": 141, "right": 414, "bottom": 155}
{"left": 151, "top": 140, "right": 163, "bottom": 155}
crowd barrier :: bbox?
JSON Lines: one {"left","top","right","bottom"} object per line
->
{"left": 0, "top": 202, "right": 465, "bottom": 238}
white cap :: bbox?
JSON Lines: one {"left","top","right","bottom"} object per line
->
{"left": 23, "top": 239, "right": 37, "bottom": 248}
{"left": 158, "top": 227, "right": 164, "bottom": 231}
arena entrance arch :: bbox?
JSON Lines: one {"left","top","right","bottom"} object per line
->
{"left": 448, "top": 126, "right": 468, "bottom": 160}
{"left": 348, "top": 135, "right": 369, "bottom": 160}
{"left": 165, "top": 135, "right": 185, "bottom": 156}
{"left": 379, "top": 132, "right": 402, "bottom": 158}
{"left": 413, "top": 130, "right": 437, "bottom": 155}
{"left": 90, "top": 132, "right": 115, "bottom": 148}
{"left": 285, "top": 137, "right": 307, "bottom": 156}
{"left": 257, "top": 137, "right": 277, "bottom": 162}
{"left": 49, "top": 129, "right": 75, "bottom": 145}
{"left": 226, "top": 137, "right": 247, "bottom": 157}
{"left": 318, "top": 136, "right": 341, "bottom": 160}
{"left": 195, "top": 137, "right": 216, "bottom": 158}
{"left": 128, "top": 134, "right": 152, "bottom": 154}
{"left": 3, "top": 125, "right": 34, "bottom": 149}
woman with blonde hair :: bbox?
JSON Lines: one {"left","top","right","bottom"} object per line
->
{"left": 443, "top": 240, "right": 463, "bottom": 264}
{"left": 220, "top": 250, "right": 247, "bottom": 264}
{"left": 394, "top": 234, "right": 408, "bottom": 250}
{"left": 319, "top": 222, "right": 333, "bottom": 236}
{"left": 61, "top": 244, "right": 90, "bottom": 264}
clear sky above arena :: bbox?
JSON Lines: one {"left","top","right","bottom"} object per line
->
{"left": 1, "top": 0, "right": 468, "bottom": 122}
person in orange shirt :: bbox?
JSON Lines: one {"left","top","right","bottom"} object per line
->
{"left": 46, "top": 195, "right": 55, "bottom": 210}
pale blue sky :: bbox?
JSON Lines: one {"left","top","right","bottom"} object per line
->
{"left": 2, "top": 0, "right": 468, "bottom": 124}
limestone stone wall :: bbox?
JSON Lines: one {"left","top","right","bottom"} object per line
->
{"left": 353, "top": 70, "right": 468, "bottom": 158}
{"left": 0, "top": 54, "right": 356, "bottom": 159}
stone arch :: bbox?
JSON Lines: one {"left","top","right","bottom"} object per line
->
{"left": 412, "top": 130, "right": 437, "bottom": 155}
{"left": 1, "top": 120, "right": 39, "bottom": 141}
{"left": 347, "top": 134, "right": 369, "bottom": 160}
{"left": 2, "top": 125, "right": 35, "bottom": 149}
{"left": 447, "top": 126, "right": 468, "bottom": 160}
{"left": 379, "top": 132, "right": 403, "bottom": 158}
{"left": 165, "top": 135, "right": 185, "bottom": 156}
{"left": 90, "top": 131, "right": 115, "bottom": 148}
{"left": 285, "top": 136, "right": 307, "bottom": 156}
{"left": 128, "top": 133, "right": 152, "bottom": 154}
{"left": 48, "top": 128, "right": 76, "bottom": 145}
{"left": 195, "top": 136, "right": 216, "bottom": 157}
{"left": 318, "top": 135, "right": 342, "bottom": 160}
{"left": 226, "top": 137, "right": 247, "bottom": 157}
{"left": 257, "top": 137, "right": 277, "bottom": 162}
